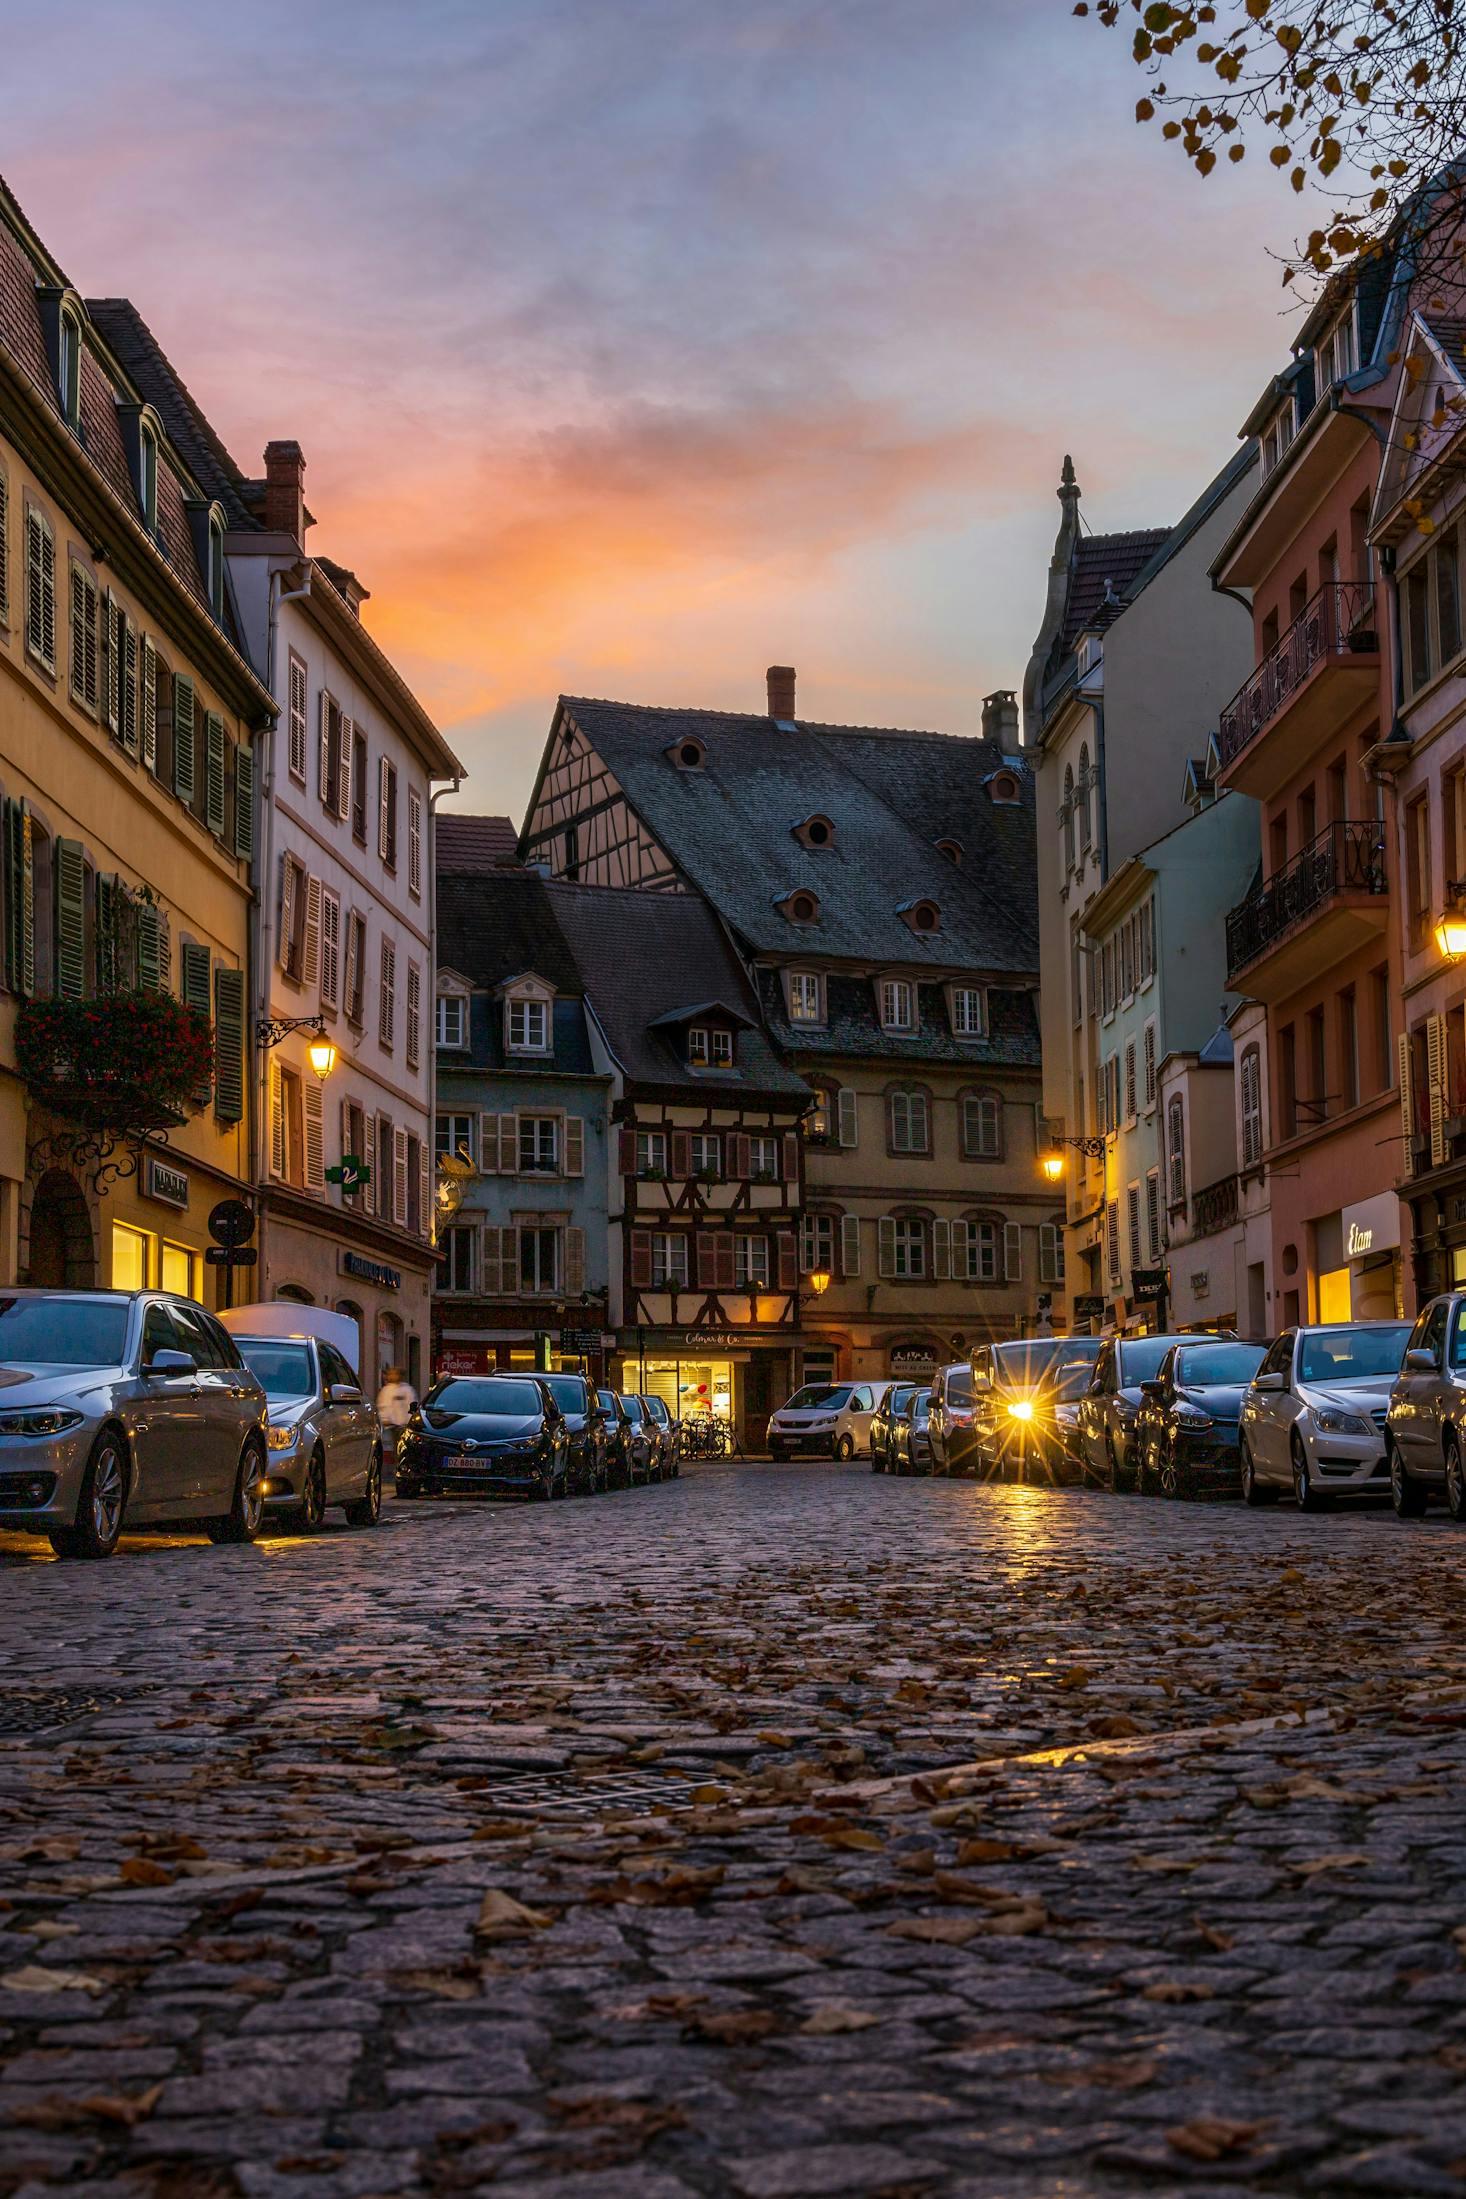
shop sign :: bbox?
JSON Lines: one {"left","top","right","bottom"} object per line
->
{"left": 1193, "top": 1270, "right": 1209, "bottom": 1298}
{"left": 664, "top": 1330, "right": 747, "bottom": 1350}
{"left": 559, "top": 1328, "right": 602, "bottom": 1350}
{"left": 439, "top": 1346, "right": 492, "bottom": 1376}
{"left": 1131, "top": 1267, "right": 1169, "bottom": 1302}
{"left": 1343, "top": 1191, "right": 1401, "bottom": 1260}
{"left": 145, "top": 1158, "right": 189, "bottom": 1209}
{"left": 1073, "top": 1294, "right": 1105, "bottom": 1319}
{"left": 341, "top": 1250, "right": 400, "bottom": 1291}
{"left": 890, "top": 1343, "right": 938, "bottom": 1373}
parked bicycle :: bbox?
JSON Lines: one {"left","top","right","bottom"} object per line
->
{"left": 680, "top": 1413, "right": 732, "bottom": 1461}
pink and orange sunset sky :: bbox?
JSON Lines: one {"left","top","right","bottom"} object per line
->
{"left": 9, "top": 1, "right": 1316, "bottom": 814}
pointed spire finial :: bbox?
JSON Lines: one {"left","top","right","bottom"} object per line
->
{"left": 1060, "top": 453, "right": 1079, "bottom": 504}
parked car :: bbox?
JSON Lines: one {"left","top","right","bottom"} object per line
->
{"left": 596, "top": 1389, "right": 639, "bottom": 1486}
{"left": 1133, "top": 1338, "right": 1268, "bottom": 1500}
{"left": 1387, "top": 1294, "right": 1466, "bottom": 1517}
{"left": 540, "top": 1372, "right": 609, "bottom": 1495}
{"left": 1239, "top": 1321, "right": 1411, "bottom": 1509}
{"left": 767, "top": 1381, "right": 889, "bottom": 1461}
{"left": 964, "top": 1337, "right": 1105, "bottom": 1482}
{"left": 890, "top": 1388, "right": 935, "bottom": 1475}
{"left": 395, "top": 1374, "right": 569, "bottom": 1499}
{"left": 0, "top": 1288, "right": 267, "bottom": 1560}
{"left": 1079, "top": 1333, "right": 1226, "bottom": 1491}
{"left": 640, "top": 1393, "right": 680, "bottom": 1478}
{"left": 928, "top": 1363, "right": 980, "bottom": 1475}
{"left": 620, "top": 1394, "right": 662, "bottom": 1482}
{"left": 232, "top": 1331, "right": 382, "bottom": 1529}
{"left": 870, "top": 1383, "right": 920, "bottom": 1473}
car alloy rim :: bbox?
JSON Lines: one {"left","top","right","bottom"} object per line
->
{"left": 307, "top": 1459, "right": 325, "bottom": 1525}
{"left": 369, "top": 1456, "right": 381, "bottom": 1511}
{"left": 242, "top": 1449, "right": 263, "bottom": 1532}
{"left": 92, "top": 1443, "right": 124, "bottom": 1543}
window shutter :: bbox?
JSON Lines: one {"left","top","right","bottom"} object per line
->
{"left": 26, "top": 510, "right": 55, "bottom": 670}
{"left": 181, "top": 940, "right": 211, "bottom": 1017}
{"left": 288, "top": 656, "right": 307, "bottom": 780}
{"left": 135, "top": 903, "right": 162, "bottom": 992}
{"left": 173, "top": 676, "right": 196, "bottom": 804}
{"left": 318, "top": 691, "right": 332, "bottom": 804}
{"left": 69, "top": 565, "right": 97, "bottom": 711}
{"left": 304, "top": 1078, "right": 325, "bottom": 1191}
{"left": 619, "top": 1127, "right": 637, "bottom": 1175}
{"left": 362, "top": 1113, "right": 378, "bottom": 1214}
{"left": 233, "top": 740, "right": 254, "bottom": 858}
{"left": 337, "top": 715, "right": 352, "bottom": 822}
{"left": 478, "top": 1111, "right": 500, "bottom": 1174}
{"left": 949, "top": 1218, "right": 969, "bottom": 1278}
{"left": 120, "top": 619, "right": 139, "bottom": 755}
{"left": 776, "top": 1230, "right": 798, "bottom": 1289}
{"left": 0, "top": 468, "right": 8, "bottom": 626}
{"left": 204, "top": 712, "right": 226, "bottom": 836}
{"left": 841, "top": 1213, "right": 861, "bottom": 1278}
{"left": 564, "top": 1116, "right": 584, "bottom": 1177}
{"left": 728, "top": 1131, "right": 751, "bottom": 1177}
{"left": 52, "top": 837, "right": 85, "bottom": 999}
{"left": 379, "top": 937, "right": 396, "bottom": 1046}
{"left": 268, "top": 1058, "right": 286, "bottom": 1178}
{"left": 671, "top": 1130, "right": 692, "bottom": 1177}
{"left": 320, "top": 891, "right": 340, "bottom": 1009}
{"left": 278, "top": 856, "right": 298, "bottom": 974}
{"left": 5, "top": 804, "right": 33, "bottom": 997}
{"left": 393, "top": 1126, "right": 409, "bottom": 1225}
{"left": 406, "top": 962, "right": 421, "bottom": 1069}
{"left": 932, "top": 1216, "right": 951, "bottom": 1280}
{"left": 1429, "top": 1014, "right": 1449, "bottom": 1166}
{"left": 631, "top": 1229, "right": 653, "bottom": 1289}
{"left": 481, "top": 1224, "right": 503, "bottom": 1296}
{"left": 1004, "top": 1221, "right": 1022, "bottom": 1282}
{"left": 498, "top": 1113, "right": 518, "bottom": 1174}
{"left": 343, "top": 910, "right": 360, "bottom": 1019}
{"left": 408, "top": 789, "right": 422, "bottom": 895}
{"left": 565, "top": 1226, "right": 585, "bottom": 1295}
{"left": 213, "top": 965, "right": 244, "bottom": 1122}
{"left": 302, "top": 874, "right": 322, "bottom": 990}
{"left": 1400, "top": 1031, "right": 1415, "bottom": 1149}
{"left": 878, "top": 1216, "right": 896, "bottom": 1277}
{"left": 837, "top": 1087, "right": 858, "bottom": 1147}
{"left": 419, "top": 1142, "right": 431, "bottom": 1240}
{"left": 782, "top": 1130, "right": 799, "bottom": 1182}
{"left": 694, "top": 1232, "right": 716, "bottom": 1288}
{"left": 715, "top": 1232, "right": 737, "bottom": 1290}
{"left": 378, "top": 755, "right": 390, "bottom": 860}
{"left": 140, "top": 636, "right": 157, "bottom": 770}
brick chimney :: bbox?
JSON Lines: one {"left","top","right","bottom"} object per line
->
{"left": 981, "top": 688, "right": 1021, "bottom": 749}
{"left": 262, "top": 440, "right": 306, "bottom": 544}
{"left": 766, "top": 665, "right": 796, "bottom": 721}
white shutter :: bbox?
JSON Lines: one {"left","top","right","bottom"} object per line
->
{"left": 837, "top": 1087, "right": 858, "bottom": 1148}
{"left": 932, "top": 1217, "right": 951, "bottom": 1280}
{"left": 362, "top": 1112, "right": 377, "bottom": 1215}
{"left": 950, "top": 1218, "right": 969, "bottom": 1280}
{"left": 378, "top": 755, "right": 390, "bottom": 859}
{"left": 419, "top": 1143, "right": 432, "bottom": 1241}
{"left": 302, "top": 874, "right": 322, "bottom": 991}
{"left": 102, "top": 588, "right": 119, "bottom": 732}
{"left": 841, "top": 1213, "right": 861, "bottom": 1278}
{"left": 337, "top": 714, "right": 352, "bottom": 822}
{"left": 406, "top": 962, "right": 422, "bottom": 1069}
{"left": 408, "top": 789, "right": 423, "bottom": 895}
{"left": 303, "top": 1078, "right": 325, "bottom": 1191}
{"left": 320, "top": 890, "right": 341, "bottom": 1009}
{"left": 344, "top": 912, "right": 361, "bottom": 1021}
{"left": 499, "top": 1112, "right": 518, "bottom": 1174}
{"left": 878, "top": 1215, "right": 896, "bottom": 1278}
{"left": 481, "top": 1225, "right": 503, "bottom": 1296}
{"left": 479, "top": 1111, "right": 500, "bottom": 1174}
{"left": 278, "top": 855, "right": 298, "bottom": 973}
{"left": 565, "top": 1225, "right": 585, "bottom": 1295}
{"left": 393, "top": 1125, "right": 409, "bottom": 1225}
{"left": 339, "top": 1097, "right": 353, "bottom": 1195}
{"left": 1004, "top": 1220, "right": 1022, "bottom": 1282}
{"left": 564, "top": 1116, "right": 584, "bottom": 1177}
{"left": 318, "top": 690, "right": 332, "bottom": 802}
{"left": 379, "top": 938, "right": 396, "bottom": 1047}
{"left": 1399, "top": 1031, "right": 1415, "bottom": 1151}
{"left": 269, "top": 1059, "right": 286, "bottom": 1179}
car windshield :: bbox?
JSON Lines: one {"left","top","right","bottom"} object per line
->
{"left": 912, "top": 1393, "right": 932, "bottom": 1420}
{"left": 427, "top": 1378, "right": 542, "bottom": 1416}
{"left": 0, "top": 1295, "right": 129, "bottom": 1367}
{"left": 1298, "top": 1325, "right": 1412, "bottom": 1384}
{"left": 887, "top": 1386, "right": 917, "bottom": 1415}
{"left": 1045, "top": 1344, "right": 1105, "bottom": 1400}
{"left": 597, "top": 1391, "right": 618, "bottom": 1412}
{"left": 542, "top": 1375, "right": 589, "bottom": 1413}
{"left": 1117, "top": 1338, "right": 1176, "bottom": 1386}
{"left": 237, "top": 1341, "right": 314, "bottom": 1397}
{"left": 786, "top": 1385, "right": 851, "bottom": 1410}
{"left": 1174, "top": 1342, "right": 1267, "bottom": 1387}
{"left": 943, "top": 1369, "right": 974, "bottom": 1405}
{"left": 992, "top": 1340, "right": 1100, "bottom": 1393}
{"left": 622, "top": 1397, "right": 644, "bottom": 1421}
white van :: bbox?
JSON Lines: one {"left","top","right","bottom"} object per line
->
{"left": 767, "top": 1380, "right": 893, "bottom": 1461}
{"left": 220, "top": 1302, "right": 365, "bottom": 1386}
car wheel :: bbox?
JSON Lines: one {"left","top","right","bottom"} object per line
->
{"left": 835, "top": 1433, "right": 855, "bottom": 1462}
{"left": 1390, "top": 1442, "right": 1428, "bottom": 1519}
{"left": 49, "top": 1428, "right": 129, "bottom": 1561}
{"left": 1446, "top": 1435, "right": 1466, "bottom": 1523}
{"left": 1240, "top": 1436, "right": 1272, "bottom": 1506}
{"left": 299, "top": 1449, "right": 327, "bottom": 1531}
{"left": 1156, "top": 1445, "right": 1180, "bottom": 1500}
{"left": 344, "top": 1447, "right": 382, "bottom": 1528}
{"left": 1135, "top": 1439, "right": 1154, "bottom": 1498}
{"left": 1292, "top": 1435, "right": 1321, "bottom": 1513}
{"left": 1105, "top": 1429, "right": 1127, "bottom": 1494}
{"left": 871, "top": 1443, "right": 885, "bottom": 1474}
{"left": 209, "top": 1439, "right": 265, "bottom": 1546}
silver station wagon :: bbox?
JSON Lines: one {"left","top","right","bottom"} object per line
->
{"left": 0, "top": 1288, "right": 268, "bottom": 1559}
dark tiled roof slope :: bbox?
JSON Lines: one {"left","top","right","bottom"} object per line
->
{"left": 757, "top": 969, "right": 1042, "bottom": 1069}
{"left": 549, "top": 881, "right": 810, "bottom": 1099}
{"left": 437, "top": 813, "right": 521, "bottom": 872}
{"left": 437, "top": 869, "right": 585, "bottom": 996}
{"left": 551, "top": 699, "right": 1039, "bottom": 971}
{"left": 1059, "top": 530, "right": 1170, "bottom": 652}
{"left": 85, "top": 297, "right": 255, "bottom": 527}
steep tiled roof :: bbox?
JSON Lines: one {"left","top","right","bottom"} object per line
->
{"left": 437, "top": 813, "right": 520, "bottom": 873}
{"left": 84, "top": 297, "right": 255, "bottom": 527}
{"left": 549, "top": 881, "right": 810, "bottom": 1098}
{"left": 757, "top": 967, "right": 1041, "bottom": 1069}
{"left": 541, "top": 700, "right": 1038, "bottom": 973}
{"left": 437, "top": 868, "right": 582, "bottom": 996}
{"left": 1059, "top": 529, "right": 1171, "bottom": 652}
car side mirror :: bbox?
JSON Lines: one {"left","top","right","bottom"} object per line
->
{"left": 1404, "top": 1348, "right": 1438, "bottom": 1373}
{"left": 326, "top": 1382, "right": 362, "bottom": 1405}
{"left": 146, "top": 1348, "right": 197, "bottom": 1378}
{"left": 1252, "top": 1371, "right": 1286, "bottom": 1392}
{"left": 971, "top": 1372, "right": 990, "bottom": 1391}
{"left": 1140, "top": 1379, "right": 1164, "bottom": 1398}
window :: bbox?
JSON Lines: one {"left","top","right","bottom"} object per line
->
{"left": 207, "top": 513, "right": 225, "bottom": 620}
{"left": 1403, "top": 522, "right": 1466, "bottom": 697}
{"left": 689, "top": 1026, "right": 710, "bottom": 1066}
{"left": 711, "top": 1028, "right": 733, "bottom": 1066}
{"left": 889, "top": 1217, "right": 926, "bottom": 1279}
{"left": 1407, "top": 562, "right": 1433, "bottom": 694}
{"left": 1139, "top": 900, "right": 1155, "bottom": 983}
{"left": 436, "top": 1114, "right": 474, "bottom": 1164}
{"left": 378, "top": 756, "right": 398, "bottom": 867}
{"left": 743, "top": 1133, "right": 777, "bottom": 1178}
{"left": 951, "top": 986, "right": 986, "bottom": 1038}
{"left": 1240, "top": 1045, "right": 1263, "bottom": 1166}
{"left": 408, "top": 788, "right": 423, "bottom": 898}
{"left": 443, "top": 1225, "right": 475, "bottom": 1292}
{"left": 1062, "top": 765, "right": 1075, "bottom": 871}
{"left": 1315, "top": 309, "right": 1355, "bottom": 394}
{"left": 1406, "top": 792, "right": 1432, "bottom": 949}
{"left": 651, "top": 1232, "right": 688, "bottom": 1287}
{"left": 159, "top": 1240, "right": 196, "bottom": 1298}
{"left": 889, "top": 1089, "right": 929, "bottom": 1154}
{"left": 519, "top": 1115, "right": 559, "bottom": 1172}
{"left": 1143, "top": 1020, "right": 1157, "bottom": 1108}
{"left": 1260, "top": 400, "right": 1295, "bottom": 478}
{"left": 1076, "top": 744, "right": 1092, "bottom": 852}
{"left": 952, "top": 1218, "right": 1000, "bottom": 1283}
{"left": 788, "top": 970, "right": 822, "bottom": 1023}
{"left": 1340, "top": 986, "right": 1359, "bottom": 1111}
{"left": 1167, "top": 1095, "right": 1186, "bottom": 1208}
{"left": 507, "top": 996, "right": 549, "bottom": 1052}
{"left": 636, "top": 1130, "right": 667, "bottom": 1175}
{"left": 801, "top": 1214, "right": 834, "bottom": 1274}
{"left": 111, "top": 1221, "right": 150, "bottom": 1292}
{"left": 1440, "top": 530, "right": 1462, "bottom": 667}
{"left": 880, "top": 978, "right": 915, "bottom": 1031}
{"left": 57, "top": 308, "right": 80, "bottom": 429}
{"left": 287, "top": 654, "right": 308, "bottom": 782}
{"left": 278, "top": 853, "right": 308, "bottom": 981}
{"left": 962, "top": 1092, "right": 1001, "bottom": 1158}
{"left": 378, "top": 936, "right": 396, "bottom": 1049}
{"left": 806, "top": 1088, "right": 832, "bottom": 1142}
{"left": 519, "top": 1226, "right": 557, "bottom": 1294}
{"left": 437, "top": 993, "right": 466, "bottom": 1048}
{"left": 351, "top": 727, "right": 367, "bottom": 840}
{"left": 690, "top": 1132, "right": 721, "bottom": 1177}
{"left": 1039, "top": 1220, "right": 1064, "bottom": 1286}
{"left": 734, "top": 1235, "right": 770, "bottom": 1288}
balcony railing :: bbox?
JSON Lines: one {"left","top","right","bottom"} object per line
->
{"left": 1216, "top": 580, "right": 1378, "bottom": 772}
{"left": 1226, "top": 819, "right": 1386, "bottom": 982}
{"left": 1189, "top": 1173, "right": 1240, "bottom": 1241}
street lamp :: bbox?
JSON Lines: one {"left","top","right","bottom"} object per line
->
{"left": 306, "top": 1035, "right": 339, "bottom": 1080}
{"left": 1038, "top": 1134, "right": 1107, "bottom": 1181}
{"left": 260, "top": 1013, "right": 341, "bottom": 1078}
{"left": 807, "top": 1267, "right": 832, "bottom": 1297}
{"left": 1040, "top": 1151, "right": 1066, "bottom": 1183}
{"left": 1436, "top": 882, "right": 1466, "bottom": 960}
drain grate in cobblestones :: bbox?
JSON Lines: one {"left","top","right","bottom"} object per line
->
{"left": 477, "top": 1766, "right": 708, "bottom": 1818}
{"left": 0, "top": 1688, "right": 149, "bottom": 1739}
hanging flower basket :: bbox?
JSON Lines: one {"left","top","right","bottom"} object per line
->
{"left": 17, "top": 992, "right": 214, "bottom": 1134}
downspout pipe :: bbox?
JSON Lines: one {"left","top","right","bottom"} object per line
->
{"left": 1093, "top": 695, "right": 1109, "bottom": 883}
{"left": 253, "top": 562, "right": 314, "bottom": 1205}
{"left": 426, "top": 773, "right": 462, "bottom": 1372}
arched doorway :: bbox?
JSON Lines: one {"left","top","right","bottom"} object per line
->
{"left": 27, "top": 1171, "right": 96, "bottom": 1287}
{"left": 334, "top": 1300, "right": 365, "bottom": 1384}
{"left": 277, "top": 1284, "right": 315, "bottom": 1305}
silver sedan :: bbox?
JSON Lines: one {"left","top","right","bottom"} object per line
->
{"left": 233, "top": 1333, "right": 382, "bottom": 1529}
{"left": 0, "top": 1289, "right": 268, "bottom": 1559}
{"left": 1239, "top": 1321, "right": 1411, "bottom": 1509}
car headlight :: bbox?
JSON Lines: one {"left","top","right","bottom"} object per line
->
{"left": 1114, "top": 1398, "right": 1137, "bottom": 1422}
{"left": 1007, "top": 1398, "right": 1036, "bottom": 1423}
{"left": 1313, "top": 1408, "right": 1370, "bottom": 1436}
{"left": 1173, "top": 1405, "right": 1214, "bottom": 1429}
{"left": 266, "top": 1423, "right": 299, "bottom": 1451}
{"left": 0, "top": 1409, "right": 85, "bottom": 1439}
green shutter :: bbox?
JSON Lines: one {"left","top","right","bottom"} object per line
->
{"left": 4, "top": 802, "right": 34, "bottom": 998}
{"left": 54, "top": 837, "right": 85, "bottom": 998}
{"left": 205, "top": 711, "right": 226, "bottom": 838}
{"left": 214, "top": 963, "right": 245, "bottom": 1123}
{"left": 173, "top": 676, "right": 196, "bottom": 804}
{"left": 95, "top": 872, "right": 117, "bottom": 994}
{"left": 181, "top": 939, "right": 211, "bottom": 1016}
{"left": 233, "top": 739, "right": 254, "bottom": 860}
{"left": 136, "top": 903, "right": 161, "bottom": 992}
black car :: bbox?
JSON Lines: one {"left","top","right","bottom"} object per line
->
{"left": 1134, "top": 1339, "right": 1268, "bottom": 1499}
{"left": 396, "top": 1375, "right": 569, "bottom": 1499}
{"left": 596, "top": 1390, "right": 638, "bottom": 1488}
{"left": 870, "top": 1383, "right": 919, "bottom": 1473}
{"left": 890, "top": 1389, "right": 934, "bottom": 1475}
{"left": 640, "top": 1394, "right": 680, "bottom": 1478}
{"left": 618, "top": 1394, "right": 660, "bottom": 1483}
{"left": 540, "top": 1372, "right": 609, "bottom": 1495}
{"left": 970, "top": 1337, "right": 1105, "bottom": 1483}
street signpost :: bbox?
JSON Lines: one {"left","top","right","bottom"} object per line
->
{"left": 206, "top": 1199, "right": 256, "bottom": 1309}
{"left": 205, "top": 1246, "right": 257, "bottom": 1268}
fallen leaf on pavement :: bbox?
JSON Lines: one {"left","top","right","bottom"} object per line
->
{"left": 689, "top": 2008, "right": 779, "bottom": 2043}
{"left": 1291, "top": 1852, "right": 1372, "bottom": 1876}
{"left": 800, "top": 2004, "right": 882, "bottom": 2033}
{"left": 1167, "top": 2115, "right": 1265, "bottom": 2162}
{"left": 473, "top": 1889, "right": 552, "bottom": 1937}
{"left": 119, "top": 1857, "right": 179, "bottom": 1888}
{"left": 887, "top": 1915, "right": 986, "bottom": 1945}
{"left": 0, "top": 1965, "right": 107, "bottom": 1996}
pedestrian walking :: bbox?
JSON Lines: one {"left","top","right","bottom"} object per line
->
{"left": 376, "top": 1366, "right": 416, "bottom": 1463}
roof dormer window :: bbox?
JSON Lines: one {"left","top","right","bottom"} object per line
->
{"left": 1260, "top": 399, "right": 1296, "bottom": 479}
{"left": 57, "top": 305, "right": 81, "bottom": 430}
{"left": 207, "top": 510, "right": 225, "bottom": 619}
{"left": 504, "top": 980, "right": 553, "bottom": 1055}
{"left": 668, "top": 736, "right": 706, "bottom": 771}
{"left": 138, "top": 420, "right": 159, "bottom": 536}
{"left": 879, "top": 978, "right": 917, "bottom": 1033}
{"left": 689, "top": 1025, "right": 734, "bottom": 1069}
{"left": 792, "top": 813, "right": 835, "bottom": 849}
{"left": 777, "top": 888, "right": 820, "bottom": 925}
{"left": 985, "top": 771, "right": 1021, "bottom": 806}
{"left": 899, "top": 899, "right": 941, "bottom": 935}
{"left": 1315, "top": 309, "right": 1356, "bottom": 399}
{"left": 935, "top": 837, "right": 963, "bottom": 865}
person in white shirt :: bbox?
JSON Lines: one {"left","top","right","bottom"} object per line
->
{"left": 375, "top": 1367, "right": 416, "bottom": 1459}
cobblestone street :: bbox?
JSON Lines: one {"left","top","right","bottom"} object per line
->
{"left": 3, "top": 1463, "right": 1466, "bottom": 2197}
